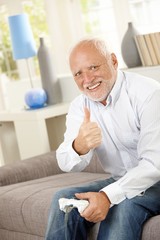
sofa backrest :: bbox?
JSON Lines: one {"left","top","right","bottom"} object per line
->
{"left": 0, "top": 151, "right": 106, "bottom": 186}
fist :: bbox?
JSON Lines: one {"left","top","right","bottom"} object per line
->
{"left": 73, "top": 107, "right": 102, "bottom": 155}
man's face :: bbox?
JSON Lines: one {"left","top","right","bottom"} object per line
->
{"left": 69, "top": 44, "right": 118, "bottom": 105}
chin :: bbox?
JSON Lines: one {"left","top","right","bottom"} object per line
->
{"left": 87, "top": 94, "right": 107, "bottom": 103}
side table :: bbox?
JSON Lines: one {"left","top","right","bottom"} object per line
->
{"left": 0, "top": 103, "right": 69, "bottom": 165}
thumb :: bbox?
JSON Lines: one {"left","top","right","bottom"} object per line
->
{"left": 83, "top": 107, "right": 90, "bottom": 123}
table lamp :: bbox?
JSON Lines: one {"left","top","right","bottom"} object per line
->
{"left": 8, "top": 13, "right": 47, "bottom": 109}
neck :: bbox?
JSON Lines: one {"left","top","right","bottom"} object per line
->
{"left": 100, "top": 99, "right": 107, "bottom": 106}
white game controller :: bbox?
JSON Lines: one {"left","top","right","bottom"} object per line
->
{"left": 59, "top": 198, "right": 89, "bottom": 214}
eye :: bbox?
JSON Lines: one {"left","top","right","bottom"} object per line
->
{"left": 89, "top": 65, "right": 100, "bottom": 71}
{"left": 74, "top": 71, "right": 82, "bottom": 77}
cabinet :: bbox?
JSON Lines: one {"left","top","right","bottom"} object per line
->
{"left": 0, "top": 103, "right": 69, "bottom": 166}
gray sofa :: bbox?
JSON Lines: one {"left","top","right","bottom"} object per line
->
{"left": 0, "top": 151, "right": 159, "bottom": 240}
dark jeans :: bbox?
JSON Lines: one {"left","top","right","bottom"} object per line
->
{"left": 45, "top": 178, "right": 160, "bottom": 240}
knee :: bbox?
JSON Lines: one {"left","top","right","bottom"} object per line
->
{"left": 113, "top": 198, "right": 140, "bottom": 221}
{"left": 53, "top": 187, "right": 77, "bottom": 202}
{"left": 54, "top": 189, "right": 68, "bottom": 200}
{"left": 48, "top": 189, "right": 73, "bottom": 217}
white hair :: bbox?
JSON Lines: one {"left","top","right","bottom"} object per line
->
{"left": 69, "top": 37, "right": 111, "bottom": 59}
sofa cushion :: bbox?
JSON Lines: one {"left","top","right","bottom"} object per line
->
{"left": 0, "top": 172, "right": 108, "bottom": 238}
{"left": 142, "top": 215, "right": 160, "bottom": 240}
{"left": 0, "top": 171, "right": 160, "bottom": 240}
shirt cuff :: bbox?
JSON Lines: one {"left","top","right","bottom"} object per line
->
{"left": 69, "top": 143, "right": 93, "bottom": 161}
{"left": 66, "top": 144, "right": 94, "bottom": 170}
{"left": 101, "top": 182, "right": 126, "bottom": 205}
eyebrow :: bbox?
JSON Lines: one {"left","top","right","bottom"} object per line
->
{"left": 73, "top": 63, "right": 101, "bottom": 75}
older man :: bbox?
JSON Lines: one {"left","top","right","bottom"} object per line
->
{"left": 45, "top": 38, "right": 160, "bottom": 240}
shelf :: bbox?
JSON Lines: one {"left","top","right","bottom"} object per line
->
{"left": 121, "top": 65, "right": 160, "bottom": 82}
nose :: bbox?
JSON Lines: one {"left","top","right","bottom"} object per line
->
{"left": 82, "top": 70, "right": 94, "bottom": 83}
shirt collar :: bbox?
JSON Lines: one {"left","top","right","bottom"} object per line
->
{"left": 108, "top": 70, "right": 124, "bottom": 106}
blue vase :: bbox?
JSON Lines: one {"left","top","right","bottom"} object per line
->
{"left": 25, "top": 88, "right": 47, "bottom": 109}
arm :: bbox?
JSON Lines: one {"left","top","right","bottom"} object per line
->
{"left": 57, "top": 95, "right": 101, "bottom": 172}
{"left": 102, "top": 90, "right": 160, "bottom": 204}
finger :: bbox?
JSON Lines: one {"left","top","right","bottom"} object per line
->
{"left": 83, "top": 107, "right": 90, "bottom": 123}
{"left": 75, "top": 192, "right": 89, "bottom": 200}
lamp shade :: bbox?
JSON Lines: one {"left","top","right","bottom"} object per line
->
{"left": 8, "top": 13, "right": 37, "bottom": 60}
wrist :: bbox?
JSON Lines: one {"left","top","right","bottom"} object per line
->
{"left": 100, "top": 191, "right": 111, "bottom": 205}
{"left": 73, "top": 139, "right": 89, "bottom": 155}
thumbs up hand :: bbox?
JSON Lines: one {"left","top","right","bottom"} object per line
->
{"left": 83, "top": 107, "right": 91, "bottom": 123}
{"left": 73, "top": 107, "right": 102, "bottom": 155}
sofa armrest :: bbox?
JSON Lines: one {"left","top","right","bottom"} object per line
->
{"left": 0, "top": 151, "right": 63, "bottom": 186}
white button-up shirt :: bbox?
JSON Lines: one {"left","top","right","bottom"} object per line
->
{"left": 56, "top": 70, "right": 160, "bottom": 204}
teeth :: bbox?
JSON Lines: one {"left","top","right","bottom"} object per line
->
{"left": 88, "top": 82, "right": 100, "bottom": 90}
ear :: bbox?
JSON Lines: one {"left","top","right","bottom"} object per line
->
{"left": 111, "top": 53, "right": 118, "bottom": 69}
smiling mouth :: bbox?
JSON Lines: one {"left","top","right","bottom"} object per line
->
{"left": 87, "top": 82, "right": 101, "bottom": 90}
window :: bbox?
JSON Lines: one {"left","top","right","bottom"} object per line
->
{"left": 79, "top": 0, "right": 123, "bottom": 66}
{"left": 22, "top": 0, "right": 49, "bottom": 77}
{"left": 79, "top": 0, "right": 160, "bottom": 68}
{"left": 128, "top": 0, "right": 160, "bottom": 33}
{"left": 0, "top": 5, "right": 19, "bottom": 79}
{"left": 0, "top": 0, "right": 49, "bottom": 80}
{"left": 22, "top": 0, "right": 49, "bottom": 46}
